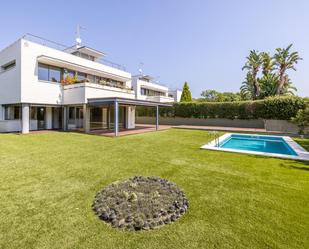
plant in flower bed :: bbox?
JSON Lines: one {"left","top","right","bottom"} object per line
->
{"left": 92, "top": 176, "right": 189, "bottom": 231}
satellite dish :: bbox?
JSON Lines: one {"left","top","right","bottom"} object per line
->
{"left": 76, "top": 37, "right": 82, "bottom": 47}
{"left": 138, "top": 68, "right": 143, "bottom": 74}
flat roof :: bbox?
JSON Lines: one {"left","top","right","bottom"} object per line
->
{"left": 64, "top": 45, "right": 105, "bottom": 58}
{"left": 87, "top": 97, "right": 173, "bottom": 107}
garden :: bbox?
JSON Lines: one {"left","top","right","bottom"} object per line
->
{"left": 0, "top": 129, "right": 308, "bottom": 249}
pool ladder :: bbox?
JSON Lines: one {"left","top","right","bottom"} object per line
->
{"left": 210, "top": 131, "right": 220, "bottom": 147}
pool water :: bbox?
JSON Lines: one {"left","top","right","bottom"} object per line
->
{"left": 219, "top": 134, "right": 297, "bottom": 156}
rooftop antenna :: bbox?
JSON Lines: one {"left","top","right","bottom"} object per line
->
{"left": 138, "top": 62, "right": 144, "bottom": 75}
{"left": 76, "top": 24, "right": 85, "bottom": 48}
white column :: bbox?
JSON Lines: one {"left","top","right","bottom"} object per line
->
{"left": 46, "top": 107, "right": 52, "bottom": 129}
{"left": 22, "top": 104, "right": 30, "bottom": 134}
{"left": 127, "top": 106, "right": 135, "bottom": 129}
{"left": 83, "top": 104, "right": 90, "bottom": 133}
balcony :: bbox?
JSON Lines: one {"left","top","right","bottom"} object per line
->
{"left": 63, "top": 82, "right": 135, "bottom": 105}
{"left": 143, "top": 95, "right": 175, "bottom": 103}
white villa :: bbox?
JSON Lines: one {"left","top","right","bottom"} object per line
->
{"left": 0, "top": 34, "right": 180, "bottom": 135}
{"left": 132, "top": 75, "right": 180, "bottom": 103}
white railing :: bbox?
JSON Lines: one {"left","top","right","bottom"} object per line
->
{"left": 22, "top": 33, "right": 127, "bottom": 71}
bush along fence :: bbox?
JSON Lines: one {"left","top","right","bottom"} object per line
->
{"left": 136, "top": 96, "right": 306, "bottom": 120}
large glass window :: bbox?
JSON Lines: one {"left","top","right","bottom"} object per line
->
{"left": 49, "top": 66, "right": 61, "bottom": 82}
{"left": 38, "top": 64, "right": 61, "bottom": 82}
{"left": 30, "top": 107, "right": 37, "bottom": 119}
{"left": 69, "top": 107, "right": 75, "bottom": 119}
{"left": 140, "top": 87, "right": 165, "bottom": 96}
{"left": 4, "top": 106, "right": 20, "bottom": 120}
{"left": 77, "top": 72, "right": 86, "bottom": 81}
{"left": 38, "top": 63, "right": 49, "bottom": 81}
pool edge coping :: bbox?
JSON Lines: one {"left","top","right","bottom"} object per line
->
{"left": 201, "top": 133, "right": 309, "bottom": 162}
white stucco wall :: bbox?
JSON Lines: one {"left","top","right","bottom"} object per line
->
{"left": 63, "top": 83, "right": 135, "bottom": 105}
{"left": 0, "top": 40, "right": 22, "bottom": 105}
{"left": 0, "top": 120, "right": 21, "bottom": 132}
{"left": 19, "top": 39, "right": 132, "bottom": 105}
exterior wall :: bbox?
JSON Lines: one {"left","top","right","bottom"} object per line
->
{"left": 132, "top": 77, "right": 174, "bottom": 102}
{"left": 136, "top": 116, "right": 265, "bottom": 128}
{"left": 264, "top": 120, "right": 300, "bottom": 134}
{"left": 20, "top": 39, "right": 131, "bottom": 105}
{"left": 0, "top": 120, "right": 21, "bottom": 132}
{"left": 0, "top": 40, "right": 22, "bottom": 105}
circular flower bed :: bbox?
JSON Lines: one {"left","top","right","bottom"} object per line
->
{"left": 92, "top": 176, "right": 189, "bottom": 231}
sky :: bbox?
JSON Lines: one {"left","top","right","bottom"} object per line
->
{"left": 0, "top": 0, "right": 308, "bottom": 97}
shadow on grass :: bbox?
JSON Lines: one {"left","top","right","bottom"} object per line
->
{"left": 243, "top": 153, "right": 309, "bottom": 172}
{"left": 279, "top": 160, "right": 309, "bottom": 172}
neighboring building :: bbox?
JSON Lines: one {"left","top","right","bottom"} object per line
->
{"left": 0, "top": 34, "right": 169, "bottom": 135}
{"left": 132, "top": 75, "right": 179, "bottom": 103}
{"left": 168, "top": 89, "right": 182, "bottom": 102}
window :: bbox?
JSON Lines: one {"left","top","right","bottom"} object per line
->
{"left": 38, "top": 64, "right": 49, "bottom": 81}
{"left": 69, "top": 107, "right": 75, "bottom": 119}
{"left": 30, "top": 107, "right": 37, "bottom": 120}
{"left": 38, "top": 63, "right": 61, "bottom": 82}
{"left": 4, "top": 105, "right": 20, "bottom": 120}
{"left": 77, "top": 72, "right": 86, "bottom": 81}
{"left": 87, "top": 74, "right": 95, "bottom": 83}
{"left": 140, "top": 88, "right": 165, "bottom": 96}
{"left": 1, "top": 60, "right": 16, "bottom": 71}
{"left": 14, "top": 106, "right": 20, "bottom": 119}
{"left": 49, "top": 66, "right": 61, "bottom": 82}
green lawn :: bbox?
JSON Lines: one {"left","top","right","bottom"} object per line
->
{"left": 0, "top": 129, "right": 309, "bottom": 249}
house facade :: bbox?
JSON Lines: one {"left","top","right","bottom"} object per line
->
{"left": 0, "top": 35, "right": 176, "bottom": 135}
{"left": 132, "top": 75, "right": 176, "bottom": 103}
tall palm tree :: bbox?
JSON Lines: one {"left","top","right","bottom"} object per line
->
{"left": 261, "top": 52, "right": 275, "bottom": 76}
{"left": 242, "top": 50, "right": 262, "bottom": 99}
{"left": 273, "top": 44, "right": 302, "bottom": 94}
{"left": 240, "top": 72, "right": 255, "bottom": 100}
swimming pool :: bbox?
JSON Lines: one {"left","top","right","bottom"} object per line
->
{"left": 201, "top": 133, "right": 309, "bottom": 161}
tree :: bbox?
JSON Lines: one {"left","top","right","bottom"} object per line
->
{"left": 293, "top": 105, "right": 309, "bottom": 135}
{"left": 273, "top": 44, "right": 302, "bottom": 95}
{"left": 241, "top": 45, "right": 301, "bottom": 100}
{"left": 242, "top": 50, "right": 262, "bottom": 99}
{"left": 200, "top": 89, "right": 218, "bottom": 101}
{"left": 200, "top": 89, "right": 241, "bottom": 102}
{"left": 240, "top": 72, "right": 256, "bottom": 100}
{"left": 180, "top": 82, "right": 192, "bottom": 102}
{"left": 261, "top": 52, "right": 275, "bottom": 76}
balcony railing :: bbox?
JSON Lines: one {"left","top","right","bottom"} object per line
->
{"left": 22, "top": 33, "right": 126, "bottom": 71}
{"left": 63, "top": 79, "right": 133, "bottom": 92}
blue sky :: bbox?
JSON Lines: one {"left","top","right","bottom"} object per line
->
{"left": 1, "top": 0, "right": 308, "bottom": 97}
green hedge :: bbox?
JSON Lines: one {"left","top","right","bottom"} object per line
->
{"left": 136, "top": 96, "right": 305, "bottom": 120}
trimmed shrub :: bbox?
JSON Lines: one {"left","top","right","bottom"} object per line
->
{"left": 136, "top": 96, "right": 305, "bottom": 120}
{"left": 292, "top": 104, "right": 309, "bottom": 134}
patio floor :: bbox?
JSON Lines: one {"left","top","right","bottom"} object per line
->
{"left": 89, "top": 124, "right": 171, "bottom": 137}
